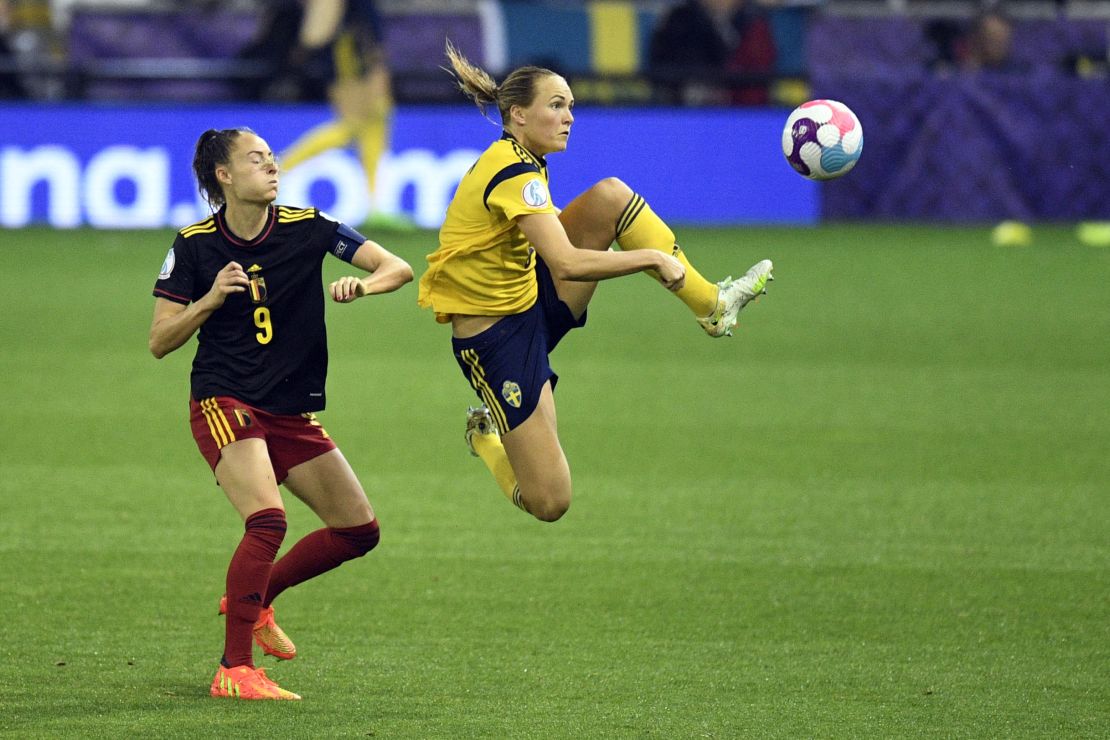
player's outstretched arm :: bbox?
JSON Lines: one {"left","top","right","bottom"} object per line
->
{"left": 149, "top": 261, "right": 248, "bottom": 359}
{"left": 517, "top": 212, "right": 685, "bottom": 291}
{"left": 329, "top": 240, "right": 414, "bottom": 303}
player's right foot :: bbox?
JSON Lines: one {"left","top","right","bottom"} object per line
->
{"left": 210, "top": 664, "right": 301, "bottom": 700}
{"left": 219, "top": 596, "right": 297, "bottom": 660}
{"left": 697, "top": 259, "right": 774, "bottom": 338}
{"left": 465, "top": 405, "right": 497, "bottom": 457}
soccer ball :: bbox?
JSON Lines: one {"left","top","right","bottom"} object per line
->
{"left": 782, "top": 99, "right": 863, "bottom": 181}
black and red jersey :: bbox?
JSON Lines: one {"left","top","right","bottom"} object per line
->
{"left": 153, "top": 204, "right": 365, "bottom": 414}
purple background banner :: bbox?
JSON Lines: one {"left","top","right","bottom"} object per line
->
{"left": 808, "top": 15, "right": 1110, "bottom": 221}
{"left": 811, "top": 71, "right": 1110, "bottom": 221}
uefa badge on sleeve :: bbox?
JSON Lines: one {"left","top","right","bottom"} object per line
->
{"left": 158, "top": 248, "right": 175, "bottom": 280}
{"left": 521, "top": 179, "right": 549, "bottom": 209}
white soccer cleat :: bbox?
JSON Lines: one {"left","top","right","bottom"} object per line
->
{"left": 464, "top": 405, "right": 497, "bottom": 457}
{"left": 697, "top": 259, "right": 774, "bottom": 338}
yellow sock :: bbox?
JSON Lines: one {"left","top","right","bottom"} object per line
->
{"left": 471, "top": 431, "right": 526, "bottom": 511}
{"left": 280, "top": 120, "right": 354, "bottom": 170}
{"left": 356, "top": 103, "right": 391, "bottom": 205}
{"left": 615, "top": 193, "right": 719, "bottom": 317}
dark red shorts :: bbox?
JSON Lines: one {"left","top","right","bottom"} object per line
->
{"left": 189, "top": 396, "right": 337, "bottom": 484}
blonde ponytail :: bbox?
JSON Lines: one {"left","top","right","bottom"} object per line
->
{"left": 445, "top": 40, "right": 500, "bottom": 121}
{"left": 444, "top": 40, "right": 558, "bottom": 126}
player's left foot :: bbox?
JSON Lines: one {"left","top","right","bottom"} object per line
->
{"left": 219, "top": 596, "right": 297, "bottom": 660}
{"left": 697, "top": 259, "right": 774, "bottom": 338}
{"left": 465, "top": 405, "right": 497, "bottom": 457}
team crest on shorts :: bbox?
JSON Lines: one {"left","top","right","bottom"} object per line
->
{"left": 501, "top": 380, "right": 523, "bottom": 408}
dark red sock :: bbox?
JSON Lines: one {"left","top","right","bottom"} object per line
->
{"left": 223, "top": 508, "right": 287, "bottom": 668}
{"left": 264, "top": 519, "right": 380, "bottom": 607}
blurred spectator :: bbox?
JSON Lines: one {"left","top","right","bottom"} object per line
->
{"left": 1, "top": 0, "right": 30, "bottom": 98}
{"left": 960, "top": 10, "right": 1018, "bottom": 71}
{"left": 235, "top": 0, "right": 305, "bottom": 101}
{"left": 928, "top": 8, "right": 1024, "bottom": 75}
{"left": 0, "top": 1, "right": 24, "bottom": 98}
{"left": 726, "top": 0, "right": 776, "bottom": 105}
{"left": 648, "top": 0, "right": 776, "bottom": 106}
{"left": 925, "top": 17, "right": 963, "bottom": 71}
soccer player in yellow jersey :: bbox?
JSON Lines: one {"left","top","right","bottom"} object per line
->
{"left": 418, "top": 43, "right": 774, "bottom": 522}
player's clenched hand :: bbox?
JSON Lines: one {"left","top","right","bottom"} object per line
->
{"left": 204, "top": 261, "right": 249, "bottom": 307}
{"left": 329, "top": 276, "right": 368, "bottom": 303}
{"left": 655, "top": 253, "right": 686, "bottom": 292}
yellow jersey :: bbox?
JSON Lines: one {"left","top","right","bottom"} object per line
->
{"left": 418, "top": 133, "right": 558, "bottom": 322}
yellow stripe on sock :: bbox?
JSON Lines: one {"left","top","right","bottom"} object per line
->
{"left": 616, "top": 193, "right": 645, "bottom": 237}
{"left": 589, "top": 1, "right": 638, "bottom": 75}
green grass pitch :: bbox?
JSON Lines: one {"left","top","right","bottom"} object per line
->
{"left": 0, "top": 224, "right": 1107, "bottom": 738}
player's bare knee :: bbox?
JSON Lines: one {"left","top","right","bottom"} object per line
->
{"left": 528, "top": 489, "right": 571, "bottom": 522}
{"left": 531, "top": 500, "right": 569, "bottom": 522}
{"left": 590, "top": 177, "right": 632, "bottom": 210}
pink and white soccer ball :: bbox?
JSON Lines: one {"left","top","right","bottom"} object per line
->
{"left": 782, "top": 99, "right": 863, "bottom": 181}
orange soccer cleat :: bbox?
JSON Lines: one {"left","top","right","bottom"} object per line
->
{"left": 219, "top": 595, "right": 297, "bottom": 660}
{"left": 210, "top": 664, "right": 301, "bottom": 700}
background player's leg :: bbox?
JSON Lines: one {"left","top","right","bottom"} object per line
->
{"left": 280, "top": 120, "right": 355, "bottom": 171}
{"left": 355, "top": 66, "right": 392, "bottom": 200}
{"left": 353, "top": 65, "right": 408, "bottom": 228}
{"left": 500, "top": 382, "right": 572, "bottom": 522}
{"left": 356, "top": 116, "right": 388, "bottom": 212}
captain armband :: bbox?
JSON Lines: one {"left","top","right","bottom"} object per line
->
{"left": 328, "top": 222, "right": 368, "bottom": 263}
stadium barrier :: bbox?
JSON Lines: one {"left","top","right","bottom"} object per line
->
{"left": 50, "top": 1, "right": 809, "bottom": 105}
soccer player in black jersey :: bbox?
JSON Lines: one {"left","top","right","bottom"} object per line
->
{"left": 150, "top": 127, "right": 412, "bottom": 700}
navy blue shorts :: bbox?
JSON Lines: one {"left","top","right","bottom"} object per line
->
{"left": 452, "top": 258, "right": 586, "bottom": 433}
